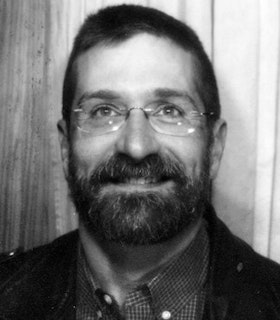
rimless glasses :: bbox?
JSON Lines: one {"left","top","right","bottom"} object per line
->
{"left": 73, "top": 100, "right": 215, "bottom": 137}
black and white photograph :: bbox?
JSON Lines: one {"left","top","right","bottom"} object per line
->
{"left": 0, "top": 1, "right": 280, "bottom": 319}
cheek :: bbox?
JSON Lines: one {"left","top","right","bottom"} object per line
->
{"left": 70, "top": 134, "right": 116, "bottom": 178}
{"left": 161, "top": 134, "right": 208, "bottom": 177}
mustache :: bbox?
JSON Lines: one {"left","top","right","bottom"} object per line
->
{"left": 84, "top": 153, "right": 188, "bottom": 185}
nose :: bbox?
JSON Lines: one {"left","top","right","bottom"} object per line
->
{"left": 115, "top": 109, "right": 160, "bottom": 161}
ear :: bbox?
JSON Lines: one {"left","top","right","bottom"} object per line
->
{"left": 57, "top": 119, "right": 70, "bottom": 178}
{"left": 209, "top": 119, "right": 227, "bottom": 179}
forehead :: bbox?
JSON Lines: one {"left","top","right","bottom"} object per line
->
{"left": 74, "top": 33, "right": 202, "bottom": 106}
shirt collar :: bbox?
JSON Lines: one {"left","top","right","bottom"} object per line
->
{"left": 77, "top": 221, "right": 209, "bottom": 317}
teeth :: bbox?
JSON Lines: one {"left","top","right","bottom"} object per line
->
{"left": 124, "top": 178, "right": 158, "bottom": 184}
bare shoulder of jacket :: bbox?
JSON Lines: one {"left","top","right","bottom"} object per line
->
{"left": 0, "top": 247, "right": 24, "bottom": 264}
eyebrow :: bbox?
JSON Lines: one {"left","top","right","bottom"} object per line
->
{"left": 77, "top": 90, "right": 121, "bottom": 105}
{"left": 153, "top": 88, "right": 197, "bottom": 106}
{"left": 77, "top": 88, "right": 197, "bottom": 106}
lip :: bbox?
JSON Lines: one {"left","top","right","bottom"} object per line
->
{"left": 122, "top": 177, "right": 159, "bottom": 185}
{"left": 101, "top": 179, "right": 174, "bottom": 193}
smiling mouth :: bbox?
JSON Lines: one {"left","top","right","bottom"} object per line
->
{"left": 121, "top": 177, "right": 160, "bottom": 185}
{"left": 101, "top": 176, "right": 174, "bottom": 193}
{"left": 109, "top": 174, "right": 172, "bottom": 185}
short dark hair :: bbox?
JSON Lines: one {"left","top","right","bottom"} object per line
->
{"left": 62, "top": 4, "right": 220, "bottom": 129}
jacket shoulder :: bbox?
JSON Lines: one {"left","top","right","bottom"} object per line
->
{"left": 0, "top": 231, "right": 79, "bottom": 319}
{"left": 220, "top": 222, "right": 280, "bottom": 278}
{"left": 205, "top": 208, "right": 280, "bottom": 318}
{"left": 234, "top": 234, "right": 280, "bottom": 290}
{"left": 0, "top": 230, "right": 79, "bottom": 285}
{"left": 212, "top": 215, "right": 280, "bottom": 286}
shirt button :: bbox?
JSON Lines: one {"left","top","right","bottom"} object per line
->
{"left": 103, "top": 294, "right": 113, "bottom": 305}
{"left": 161, "top": 310, "right": 171, "bottom": 319}
{"left": 237, "top": 262, "right": 243, "bottom": 272}
{"left": 96, "top": 310, "right": 103, "bottom": 319}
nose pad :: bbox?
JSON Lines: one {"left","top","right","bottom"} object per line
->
{"left": 115, "top": 109, "right": 160, "bottom": 161}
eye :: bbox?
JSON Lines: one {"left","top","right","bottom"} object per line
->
{"left": 154, "top": 104, "right": 184, "bottom": 118}
{"left": 88, "top": 104, "right": 121, "bottom": 118}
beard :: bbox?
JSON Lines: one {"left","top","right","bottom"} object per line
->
{"left": 67, "top": 151, "right": 211, "bottom": 246}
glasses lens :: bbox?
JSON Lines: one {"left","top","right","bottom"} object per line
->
{"left": 74, "top": 103, "right": 125, "bottom": 135}
{"left": 149, "top": 109, "right": 206, "bottom": 136}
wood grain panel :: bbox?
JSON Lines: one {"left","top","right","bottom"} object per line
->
{"left": 0, "top": 0, "right": 54, "bottom": 251}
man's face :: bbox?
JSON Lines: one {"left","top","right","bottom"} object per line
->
{"left": 59, "top": 33, "right": 225, "bottom": 245}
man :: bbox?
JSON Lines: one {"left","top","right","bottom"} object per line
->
{"left": 0, "top": 4, "right": 280, "bottom": 320}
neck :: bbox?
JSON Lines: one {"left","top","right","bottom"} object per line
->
{"left": 79, "top": 218, "right": 202, "bottom": 307}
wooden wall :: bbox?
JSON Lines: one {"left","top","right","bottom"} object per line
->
{"left": 0, "top": 0, "right": 279, "bottom": 263}
{"left": 0, "top": 0, "right": 77, "bottom": 251}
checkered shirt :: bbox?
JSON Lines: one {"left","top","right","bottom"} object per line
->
{"left": 76, "top": 222, "right": 209, "bottom": 320}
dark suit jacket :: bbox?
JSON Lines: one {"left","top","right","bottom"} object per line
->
{"left": 1, "top": 207, "right": 280, "bottom": 319}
